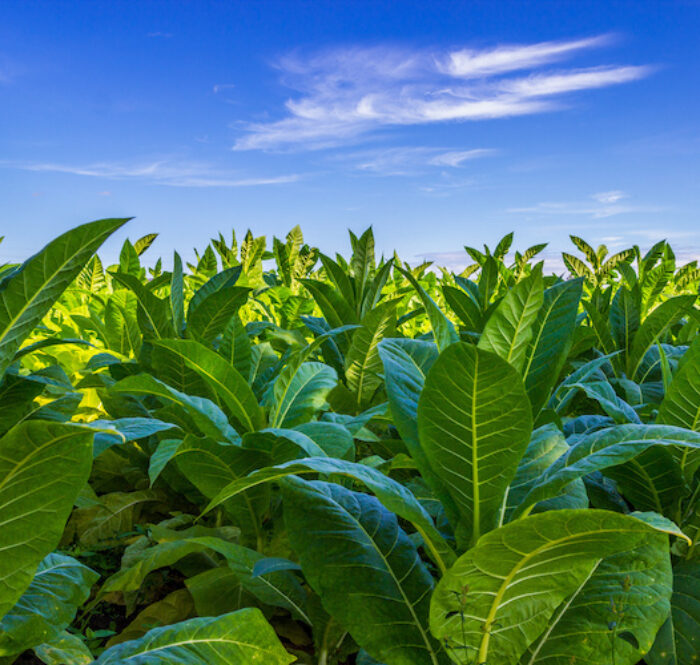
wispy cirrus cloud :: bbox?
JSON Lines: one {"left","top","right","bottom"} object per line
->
{"left": 3, "top": 159, "right": 301, "bottom": 188}
{"left": 234, "top": 35, "right": 652, "bottom": 151}
{"left": 508, "top": 191, "right": 662, "bottom": 219}
{"left": 592, "top": 190, "right": 628, "bottom": 204}
{"left": 342, "top": 146, "right": 494, "bottom": 175}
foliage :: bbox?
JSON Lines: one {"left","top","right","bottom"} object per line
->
{"left": 0, "top": 222, "right": 698, "bottom": 664}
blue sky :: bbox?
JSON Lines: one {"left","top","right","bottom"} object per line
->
{"left": 2, "top": 0, "right": 700, "bottom": 269}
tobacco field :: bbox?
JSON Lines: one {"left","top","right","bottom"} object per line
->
{"left": 1, "top": 216, "right": 700, "bottom": 665}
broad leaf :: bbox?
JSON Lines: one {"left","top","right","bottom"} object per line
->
{"left": 0, "top": 554, "right": 98, "bottom": 657}
{"left": 478, "top": 267, "right": 543, "bottom": 373}
{"left": 283, "top": 477, "right": 449, "bottom": 665}
{"left": 647, "top": 561, "right": 700, "bottom": 665}
{"left": 0, "top": 422, "right": 93, "bottom": 619}
{"left": 521, "top": 533, "right": 671, "bottom": 665}
{"left": 512, "top": 424, "right": 700, "bottom": 518}
{"left": 418, "top": 343, "right": 532, "bottom": 546}
{"left": 522, "top": 278, "right": 583, "bottom": 415}
{"left": 0, "top": 217, "right": 128, "bottom": 376}
{"left": 270, "top": 361, "right": 337, "bottom": 428}
{"left": 430, "top": 510, "right": 672, "bottom": 665}
{"left": 94, "top": 609, "right": 294, "bottom": 665}
{"left": 151, "top": 339, "right": 264, "bottom": 433}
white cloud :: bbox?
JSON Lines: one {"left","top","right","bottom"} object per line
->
{"left": 508, "top": 191, "right": 661, "bottom": 219}
{"left": 592, "top": 190, "right": 628, "bottom": 204}
{"left": 428, "top": 149, "right": 495, "bottom": 167}
{"left": 342, "top": 146, "right": 494, "bottom": 175}
{"left": 213, "top": 83, "right": 236, "bottom": 93}
{"left": 441, "top": 35, "right": 611, "bottom": 78}
{"left": 234, "top": 36, "right": 652, "bottom": 150}
{"left": 3, "top": 160, "right": 301, "bottom": 188}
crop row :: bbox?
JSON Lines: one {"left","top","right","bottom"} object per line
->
{"left": 0, "top": 219, "right": 698, "bottom": 665}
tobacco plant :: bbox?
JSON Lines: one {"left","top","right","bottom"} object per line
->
{"left": 0, "top": 220, "right": 698, "bottom": 665}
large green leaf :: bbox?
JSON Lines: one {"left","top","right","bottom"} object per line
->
{"left": 604, "top": 446, "right": 685, "bottom": 515}
{"left": 430, "top": 510, "right": 672, "bottom": 665}
{"left": 505, "top": 425, "right": 588, "bottom": 520}
{"left": 187, "top": 285, "right": 250, "bottom": 345}
{"left": 658, "top": 336, "right": 700, "bottom": 480}
{"left": 203, "top": 455, "right": 455, "bottom": 572}
{"left": 512, "top": 424, "right": 700, "bottom": 518}
{"left": 110, "top": 272, "right": 176, "bottom": 340}
{"left": 94, "top": 609, "right": 294, "bottom": 665}
{"left": 647, "top": 561, "right": 700, "bottom": 665}
{"left": 283, "top": 477, "right": 449, "bottom": 665}
{"left": 378, "top": 338, "right": 459, "bottom": 526}
{"left": 478, "top": 268, "right": 544, "bottom": 373}
{"left": 345, "top": 300, "right": 397, "bottom": 407}
{"left": 658, "top": 336, "right": 700, "bottom": 431}
{"left": 0, "top": 422, "right": 93, "bottom": 620}
{"left": 418, "top": 343, "right": 532, "bottom": 546}
{"left": 101, "top": 536, "right": 308, "bottom": 623}
{"left": 628, "top": 295, "right": 696, "bottom": 380}
{"left": 522, "top": 278, "right": 583, "bottom": 415}
{"left": 0, "top": 554, "right": 98, "bottom": 657}
{"left": 110, "top": 373, "right": 238, "bottom": 442}
{"left": 174, "top": 435, "right": 270, "bottom": 546}
{"left": 270, "top": 361, "right": 337, "bottom": 428}
{"left": 151, "top": 339, "right": 264, "bottom": 433}
{"left": 521, "top": 533, "right": 672, "bottom": 665}
{"left": 0, "top": 218, "right": 128, "bottom": 375}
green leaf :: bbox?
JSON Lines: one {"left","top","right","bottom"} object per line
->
{"left": 647, "top": 561, "right": 700, "bottom": 665}
{"left": 94, "top": 609, "right": 295, "bottom": 665}
{"left": 478, "top": 268, "right": 544, "bottom": 373}
{"left": 151, "top": 339, "right": 264, "bottom": 433}
{"left": 512, "top": 424, "right": 700, "bottom": 518}
{"left": 270, "top": 361, "right": 337, "bottom": 428}
{"left": 345, "top": 300, "right": 397, "bottom": 407}
{"left": 203, "top": 456, "right": 455, "bottom": 572}
{"left": 628, "top": 295, "right": 696, "bottom": 380}
{"left": 571, "top": 380, "right": 641, "bottom": 424}
{"left": 174, "top": 435, "right": 269, "bottom": 546}
{"left": 170, "top": 251, "right": 185, "bottom": 335}
{"left": 187, "top": 285, "right": 250, "bottom": 345}
{"left": 443, "top": 285, "right": 482, "bottom": 331}
{"left": 0, "top": 554, "right": 98, "bottom": 657}
{"left": 430, "top": 510, "right": 672, "bottom": 665}
{"left": 219, "top": 314, "right": 251, "bottom": 379}
{"left": 119, "top": 239, "right": 141, "bottom": 277}
{"left": 604, "top": 446, "right": 685, "bottom": 515}
{"left": 505, "top": 425, "right": 587, "bottom": 521}
{"left": 418, "top": 343, "right": 532, "bottom": 546}
{"left": 90, "top": 417, "right": 177, "bottom": 457}
{"left": 521, "top": 533, "right": 672, "bottom": 665}
{"left": 378, "top": 338, "right": 459, "bottom": 526}
{"left": 0, "top": 217, "right": 129, "bottom": 376}
{"left": 283, "top": 477, "right": 449, "bottom": 665}
{"left": 133, "top": 232, "right": 158, "bottom": 256}
{"left": 610, "top": 284, "right": 641, "bottom": 357}
{"left": 395, "top": 265, "right": 458, "bottom": 352}
{"left": 69, "top": 490, "right": 164, "bottom": 548}
{"left": 0, "top": 422, "right": 93, "bottom": 620}
{"left": 658, "top": 336, "right": 700, "bottom": 479}
{"left": 523, "top": 278, "right": 583, "bottom": 415}
{"left": 110, "top": 272, "right": 176, "bottom": 340}
{"left": 33, "top": 632, "right": 93, "bottom": 665}
{"left": 110, "top": 373, "right": 238, "bottom": 442}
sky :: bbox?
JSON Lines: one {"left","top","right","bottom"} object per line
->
{"left": 2, "top": 0, "right": 700, "bottom": 270}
